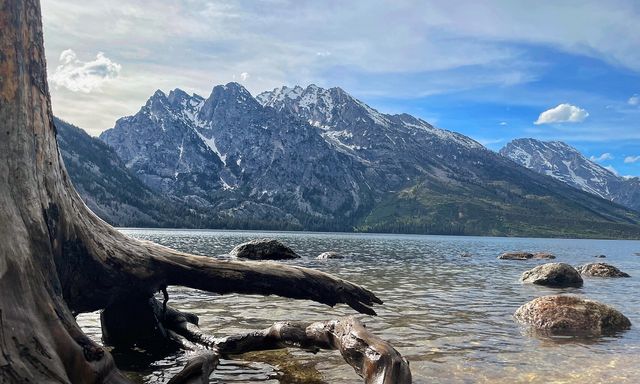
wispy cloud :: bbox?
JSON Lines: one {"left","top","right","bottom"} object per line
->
{"left": 590, "top": 153, "right": 613, "bottom": 162}
{"left": 604, "top": 165, "right": 619, "bottom": 175}
{"left": 534, "top": 103, "right": 589, "bottom": 125}
{"left": 629, "top": 95, "right": 640, "bottom": 106}
{"left": 624, "top": 155, "right": 640, "bottom": 163}
{"left": 39, "top": 0, "right": 640, "bottom": 145}
{"left": 50, "top": 49, "right": 121, "bottom": 93}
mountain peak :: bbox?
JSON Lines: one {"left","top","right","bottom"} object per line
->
{"left": 500, "top": 138, "right": 632, "bottom": 202}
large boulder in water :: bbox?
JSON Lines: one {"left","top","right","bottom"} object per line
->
{"left": 498, "top": 251, "right": 556, "bottom": 260}
{"left": 317, "top": 251, "right": 345, "bottom": 260}
{"left": 577, "top": 263, "right": 630, "bottom": 278}
{"left": 230, "top": 238, "right": 300, "bottom": 260}
{"left": 514, "top": 295, "right": 631, "bottom": 336}
{"left": 521, "top": 263, "right": 583, "bottom": 288}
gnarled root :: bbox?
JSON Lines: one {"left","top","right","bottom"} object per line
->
{"left": 167, "top": 351, "right": 219, "bottom": 384}
{"left": 101, "top": 298, "right": 411, "bottom": 383}
{"left": 215, "top": 317, "right": 412, "bottom": 384}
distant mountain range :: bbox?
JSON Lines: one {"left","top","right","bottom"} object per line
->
{"left": 500, "top": 138, "right": 640, "bottom": 212}
{"left": 56, "top": 83, "right": 640, "bottom": 239}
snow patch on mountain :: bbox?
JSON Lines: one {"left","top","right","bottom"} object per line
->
{"left": 500, "top": 138, "right": 640, "bottom": 211}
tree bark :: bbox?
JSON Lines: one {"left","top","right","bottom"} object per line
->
{"left": 0, "top": 1, "right": 411, "bottom": 383}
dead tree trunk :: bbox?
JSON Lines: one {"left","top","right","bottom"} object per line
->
{"left": 0, "top": 1, "right": 411, "bottom": 383}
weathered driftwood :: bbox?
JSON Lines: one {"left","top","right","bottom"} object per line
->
{"left": 0, "top": 1, "right": 411, "bottom": 383}
{"left": 214, "top": 317, "right": 412, "bottom": 384}
{"left": 136, "top": 299, "right": 411, "bottom": 384}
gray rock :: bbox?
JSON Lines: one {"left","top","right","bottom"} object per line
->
{"left": 498, "top": 251, "right": 555, "bottom": 260}
{"left": 498, "top": 252, "right": 533, "bottom": 260}
{"left": 577, "top": 263, "right": 630, "bottom": 278}
{"left": 514, "top": 295, "right": 631, "bottom": 336}
{"left": 532, "top": 252, "right": 556, "bottom": 259}
{"left": 521, "top": 263, "right": 583, "bottom": 288}
{"left": 230, "top": 238, "right": 300, "bottom": 260}
{"left": 316, "top": 251, "right": 345, "bottom": 260}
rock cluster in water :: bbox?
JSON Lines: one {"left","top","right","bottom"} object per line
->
{"left": 521, "top": 263, "right": 583, "bottom": 288}
{"left": 230, "top": 238, "right": 300, "bottom": 260}
{"left": 498, "top": 251, "right": 556, "bottom": 260}
{"left": 514, "top": 295, "right": 631, "bottom": 336}
{"left": 577, "top": 263, "right": 630, "bottom": 278}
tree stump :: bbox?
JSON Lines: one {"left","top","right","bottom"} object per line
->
{"left": 0, "top": 1, "right": 411, "bottom": 383}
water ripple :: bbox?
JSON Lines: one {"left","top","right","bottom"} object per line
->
{"left": 77, "top": 230, "right": 640, "bottom": 383}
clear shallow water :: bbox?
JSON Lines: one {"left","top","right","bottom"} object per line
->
{"left": 77, "top": 229, "right": 640, "bottom": 383}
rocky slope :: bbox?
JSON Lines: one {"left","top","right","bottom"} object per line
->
{"left": 500, "top": 138, "right": 640, "bottom": 212}
{"left": 96, "top": 83, "right": 640, "bottom": 238}
{"left": 56, "top": 117, "right": 179, "bottom": 227}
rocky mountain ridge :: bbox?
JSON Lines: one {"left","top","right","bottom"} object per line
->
{"left": 86, "top": 83, "right": 640, "bottom": 238}
{"left": 500, "top": 138, "right": 640, "bottom": 212}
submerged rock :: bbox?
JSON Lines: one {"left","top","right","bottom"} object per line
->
{"left": 577, "top": 263, "right": 630, "bottom": 278}
{"left": 532, "top": 252, "right": 556, "bottom": 259}
{"left": 521, "top": 263, "right": 583, "bottom": 288}
{"left": 230, "top": 238, "right": 300, "bottom": 260}
{"left": 498, "top": 251, "right": 555, "bottom": 260}
{"left": 498, "top": 252, "right": 533, "bottom": 260}
{"left": 317, "top": 251, "right": 345, "bottom": 260}
{"left": 514, "top": 295, "right": 631, "bottom": 336}
{"left": 460, "top": 252, "right": 472, "bottom": 257}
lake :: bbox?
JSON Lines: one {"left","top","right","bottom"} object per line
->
{"left": 77, "top": 229, "right": 640, "bottom": 383}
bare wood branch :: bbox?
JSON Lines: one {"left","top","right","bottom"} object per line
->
{"left": 214, "top": 317, "right": 412, "bottom": 384}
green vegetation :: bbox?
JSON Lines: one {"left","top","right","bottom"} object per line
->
{"left": 356, "top": 175, "right": 640, "bottom": 239}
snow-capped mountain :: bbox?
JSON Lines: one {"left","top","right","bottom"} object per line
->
{"left": 98, "top": 83, "right": 640, "bottom": 237}
{"left": 101, "top": 83, "right": 373, "bottom": 227}
{"left": 500, "top": 138, "right": 640, "bottom": 212}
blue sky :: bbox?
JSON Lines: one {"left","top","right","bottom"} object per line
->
{"left": 41, "top": 0, "right": 640, "bottom": 176}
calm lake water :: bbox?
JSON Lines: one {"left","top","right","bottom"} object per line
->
{"left": 77, "top": 229, "right": 640, "bottom": 383}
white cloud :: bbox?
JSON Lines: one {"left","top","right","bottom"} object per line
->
{"left": 629, "top": 95, "right": 640, "bottom": 106}
{"left": 604, "top": 165, "right": 619, "bottom": 175}
{"left": 590, "top": 153, "right": 613, "bottom": 162}
{"left": 239, "top": 72, "right": 250, "bottom": 81}
{"left": 624, "top": 155, "right": 640, "bottom": 164}
{"left": 38, "top": 0, "right": 640, "bottom": 133}
{"left": 50, "top": 50, "right": 121, "bottom": 93}
{"left": 534, "top": 103, "right": 589, "bottom": 125}
{"left": 499, "top": 121, "right": 508, "bottom": 126}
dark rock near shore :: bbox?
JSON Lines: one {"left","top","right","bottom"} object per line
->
{"left": 577, "top": 263, "right": 630, "bottom": 278}
{"left": 498, "top": 251, "right": 556, "bottom": 260}
{"left": 230, "top": 238, "right": 300, "bottom": 260}
{"left": 498, "top": 252, "right": 533, "bottom": 260}
{"left": 317, "top": 252, "right": 345, "bottom": 260}
{"left": 594, "top": 254, "right": 607, "bottom": 258}
{"left": 521, "top": 263, "right": 583, "bottom": 288}
{"left": 533, "top": 252, "right": 556, "bottom": 259}
{"left": 514, "top": 295, "right": 631, "bottom": 336}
